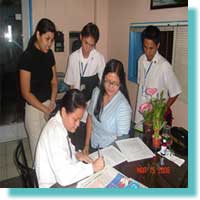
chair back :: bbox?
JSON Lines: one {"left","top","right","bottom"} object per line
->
{"left": 14, "top": 140, "right": 39, "bottom": 188}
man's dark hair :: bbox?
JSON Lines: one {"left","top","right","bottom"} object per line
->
{"left": 142, "top": 25, "right": 160, "bottom": 45}
{"left": 81, "top": 22, "right": 100, "bottom": 43}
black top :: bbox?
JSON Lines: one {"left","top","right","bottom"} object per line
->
{"left": 18, "top": 45, "right": 55, "bottom": 103}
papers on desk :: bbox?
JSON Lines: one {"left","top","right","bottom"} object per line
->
{"left": 158, "top": 149, "right": 185, "bottom": 167}
{"left": 76, "top": 166, "right": 147, "bottom": 188}
{"left": 116, "top": 137, "right": 155, "bottom": 162}
{"left": 89, "top": 145, "right": 126, "bottom": 167}
{"left": 89, "top": 137, "right": 154, "bottom": 165}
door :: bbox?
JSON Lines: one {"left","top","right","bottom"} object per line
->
{"left": 0, "top": 0, "right": 24, "bottom": 125}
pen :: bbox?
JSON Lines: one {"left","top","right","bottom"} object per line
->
{"left": 97, "top": 145, "right": 100, "bottom": 158}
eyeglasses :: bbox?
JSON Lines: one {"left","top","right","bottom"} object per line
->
{"left": 104, "top": 79, "right": 120, "bottom": 88}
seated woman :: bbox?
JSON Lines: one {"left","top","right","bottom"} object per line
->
{"left": 35, "top": 89, "right": 104, "bottom": 188}
{"left": 83, "top": 59, "right": 132, "bottom": 154}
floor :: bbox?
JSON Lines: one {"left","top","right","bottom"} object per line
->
{"left": 0, "top": 131, "right": 83, "bottom": 188}
{"left": 0, "top": 138, "right": 32, "bottom": 187}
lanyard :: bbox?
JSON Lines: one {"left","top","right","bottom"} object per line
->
{"left": 142, "top": 61, "right": 153, "bottom": 96}
{"left": 79, "top": 61, "right": 88, "bottom": 77}
{"left": 144, "top": 61, "right": 153, "bottom": 80}
{"left": 66, "top": 136, "right": 72, "bottom": 159}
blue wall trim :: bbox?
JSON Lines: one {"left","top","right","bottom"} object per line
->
{"left": 29, "top": 0, "right": 32, "bottom": 36}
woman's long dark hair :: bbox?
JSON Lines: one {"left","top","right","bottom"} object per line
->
{"left": 27, "top": 18, "right": 56, "bottom": 50}
{"left": 94, "top": 59, "right": 131, "bottom": 121}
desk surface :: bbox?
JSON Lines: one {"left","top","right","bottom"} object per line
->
{"left": 115, "top": 131, "right": 188, "bottom": 188}
{"left": 115, "top": 154, "right": 187, "bottom": 188}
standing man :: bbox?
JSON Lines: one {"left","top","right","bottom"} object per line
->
{"left": 64, "top": 23, "right": 105, "bottom": 149}
{"left": 135, "top": 25, "right": 182, "bottom": 128}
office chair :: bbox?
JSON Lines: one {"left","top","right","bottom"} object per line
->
{"left": 14, "top": 140, "right": 39, "bottom": 188}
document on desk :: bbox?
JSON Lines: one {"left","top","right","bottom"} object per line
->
{"left": 76, "top": 166, "right": 147, "bottom": 188}
{"left": 116, "top": 137, "right": 155, "bottom": 162}
{"left": 89, "top": 145, "right": 127, "bottom": 167}
{"left": 158, "top": 149, "right": 185, "bottom": 167}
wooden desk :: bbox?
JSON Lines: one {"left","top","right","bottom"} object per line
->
{"left": 115, "top": 154, "right": 187, "bottom": 188}
{"left": 115, "top": 130, "right": 188, "bottom": 188}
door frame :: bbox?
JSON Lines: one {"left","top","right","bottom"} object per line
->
{"left": 21, "top": 0, "right": 32, "bottom": 50}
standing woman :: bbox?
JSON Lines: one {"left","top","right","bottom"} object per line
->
{"left": 83, "top": 59, "right": 132, "bottom": 154}
{"left": 18, "top": 18, "right": 58, "bottom": 159}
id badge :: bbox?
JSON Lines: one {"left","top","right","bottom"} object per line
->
{"left": 141, "top": 85, "right": 147, "bottom": 101}
{"left": 80, "top": 84, "right": 85, "bottom": 91}
{"left": 142, "top": 85, "right": 146, "bottom": 97}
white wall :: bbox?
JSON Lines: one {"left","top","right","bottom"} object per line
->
{"left": 94, "top": 0, "right": 109, "bottom": 61}
{"left": 21, "top": 0, "right": 30, "bottom": 50}
{"left": 32, "top": 0, "right": 96, "bottom": 72}
{"left": 107, "top": 0, "right": 188, "bottom": 129}
{"left": 30, "top": 0, "right": 188, "bottom": 129}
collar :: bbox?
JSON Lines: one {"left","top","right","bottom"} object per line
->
{"left": 55, "top": 111, "right": 68, "bottom": 137}
{"left": 79, "top": 47, "right": 95, "bottom": 61}
{"left": 144, "top": 51, "right": 159, "bottom": 64}
{"left": 32, "top": 44, "right": 47, "bottom": 55}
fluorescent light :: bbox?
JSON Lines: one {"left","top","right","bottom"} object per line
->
{"left": 4, "top": 25, "right": 13, "bottom": 42}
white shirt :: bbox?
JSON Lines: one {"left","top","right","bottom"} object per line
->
{"left": 35, "top": 112, "right": 93, "bottom": 188}
{"left": 64, "top": 48, "right": 105, "bottom": 122}
{"left": 64, "top": 47, "right": 105, "bottom": 90}
{"left": 134, "top": 51, "right": 182, "bottom": 124}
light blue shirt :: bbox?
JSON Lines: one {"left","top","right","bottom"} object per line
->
{"left": 88, "top": 87, "right": 132, "bottom": 148}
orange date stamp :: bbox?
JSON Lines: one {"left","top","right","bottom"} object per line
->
{"left": 136, "top": 166, "right": 171, "bottom": 174}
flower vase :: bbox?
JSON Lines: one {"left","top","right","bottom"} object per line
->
{"left": 152, "top": 134, "right": 161, "bottom": 149}
{"left": 143, "top": 122, "right": 153, "bottom": 147}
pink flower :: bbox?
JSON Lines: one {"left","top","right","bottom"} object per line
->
{"left": 139, "top": 102, "right": 153, "bottom": 113}
{"left": 145, "top": 88, "right": 157, "bottom": 96}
